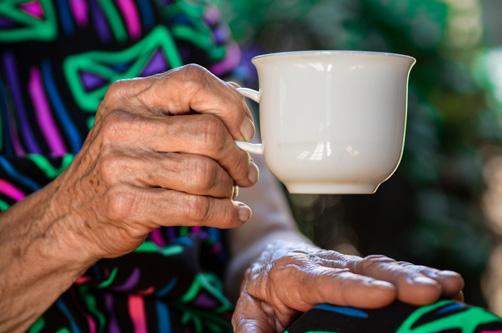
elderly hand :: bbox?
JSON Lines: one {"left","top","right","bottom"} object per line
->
{"left": 47, "top": 64, "right": 258, "bottom": 262}
{"left": 232, "top": 242, "right": 464, "bottom": 333}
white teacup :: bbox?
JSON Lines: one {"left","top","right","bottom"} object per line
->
{"left": 235, "top": 50, "right": 415, "bottom": 194}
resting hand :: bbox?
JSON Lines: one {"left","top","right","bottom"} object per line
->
{"left": 232, "top": 242, "right": 464, "bottom": 333}
{"left": 47, "top": 64, "right": 258, "bottom": 263}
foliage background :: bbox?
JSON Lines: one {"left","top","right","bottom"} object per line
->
{"left": 216, "top": 0, "right": 502, "bottom": 312}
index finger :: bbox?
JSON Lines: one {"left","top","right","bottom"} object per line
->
{"left": 103, "top": 64, "right": 255, "bottom": 141}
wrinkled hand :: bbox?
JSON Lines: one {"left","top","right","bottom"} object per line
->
{"left": 48, "top": 64, "right": 258, "bottom": 262}
{"left": 232, "top": 242, "right": 464, "bottom": 333}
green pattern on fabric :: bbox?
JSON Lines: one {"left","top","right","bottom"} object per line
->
{"left": 161, "top": 1, "right": 226, "bottom": 60}
{"left": 79, "top": 286, "right": 106, "bottom": 333}
{"left": 55, "top": 328, "right": 70, "bottom": 333}
{"left": 87, "top": 116, "right": 95, "bottom": 130}
{"left": 396, "top": 300, "right": 502, "bottom": 333}
{"left": 26, "top": 154, "right": 74, "bottom": 179}
{"left": 179, "top": 227, "right": 189, "bottom": 237}
{"left": 134, "top": 241, "right": 184, "bottom": 256}
{"left": 27, "top": 317, "right": 45, "bottom": 333}
{"left": 97, "top": 268, "right": 119, "bottom": 289}
{"left": 182, "top": 273, "right": 232, "bottom": 313}
{"left": 0, "top": 0, "right": 57, "bottom": 41}
{"left": 97, "top": 0, "right": 127, "bottom": 42}
{"left": 172, "top": 302, "right": 232, "bottom": 333}
{"left": 63, "top": 26, "right": 183, "bottom": 112}
{"left": 0, "top": 199, "right": 10, "bottom": 211}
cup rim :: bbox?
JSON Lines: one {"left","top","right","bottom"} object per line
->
{"left": 252, "top": 50, "right": 416, "bottom": 64}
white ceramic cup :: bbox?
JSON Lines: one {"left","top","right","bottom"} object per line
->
{"left": 235, "top": 50, "right": 416, "bottom": 194}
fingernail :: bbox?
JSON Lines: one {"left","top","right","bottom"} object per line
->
{"left": 248, "top": 164, "right": 259, "bottom": 184}
{"left": 370, "top": 280, "right": 395, "bottom": 289}
{"left": 412, "top": 276, "right": 437, "bottom": 285}
{"left": 438, "top": 270, "right": 460, "bottom": 278}
{"left": 240, "top": 119, "right": 255, "bottom": 141}
{"left": 238, "top": 203, "right": 252, "bottom": 223}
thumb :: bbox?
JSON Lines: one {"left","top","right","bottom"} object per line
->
{"left": 233, "top": 293, "right": 274, "bottom": 333}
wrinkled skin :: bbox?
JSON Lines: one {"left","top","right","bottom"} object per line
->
{"left": 232, "top": 242, "right": 464, "bottom": 333}
{"left": 47, "top": 64, "right": 259, "bottom": 262}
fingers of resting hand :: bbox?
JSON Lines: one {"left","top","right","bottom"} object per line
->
{"left": 98, "top": 111, "right": 258, "bottom": 187}
{"left": 350, "top": 255, "right": 444, "bottom": 305}
{"left": 405, "top": 266, "right": 464, "bottom": 297}
{"left": 101, "top": 185, "right": 251, "bottom": 230}
{"left": 299, "top": 267, "right": 397, "bottom": 309}
{"left": 105, "top": 65, "right": 255, "bottom": 141}
{"left": 247, "top": 264, "right": 396, "bottom": 311}
{"left": 318, "top": 251, "right": 464, "bottom": 301}
{"left": 99, "top": 151, "right": 234, "bottom": 198}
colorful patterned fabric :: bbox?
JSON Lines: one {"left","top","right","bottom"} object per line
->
{"left": 0, "top": 0, "right": 238, "bottom": 332}
{"left": 287, "top": 301, "right": 502, "bottom": 333}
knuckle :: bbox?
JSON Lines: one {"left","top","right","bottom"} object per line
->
{"left": 103, "top": 186, "right": 136, "bottom": 221}
{"left": 181, "top": 63, "right": 208, "bottom": 77}
{"left": 103, "top": 80, "right": 128, "bottom": 105}
{"left": 177, "top": 64, "right": 210, "bottom": 89}
{"left": 359, "top": 254, "right": 393, "bottom": 271}
{"left": 100, "top": 110, "right": 134, "bottom": 142}
{"left": 231, "top": 151, "right": 250, "bottom": 181}
{"left": 97, "top": 153, "right": 123, "bottom": 184}
{"left": 199, "top": 115, "right": 227, "bottom": 153}
{"left": 219, "top": 201, "right": 236, "bottom": 226}
{"left": 190, "top": 157, "right": 218, "bottom": 192}
{"left": 185, "top": 195, "right": 210, "bottom": 222}
{"left": 269, "top": 256, "right": 298, "bottom": 280}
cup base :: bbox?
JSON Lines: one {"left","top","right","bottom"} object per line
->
{"left": 285, "top": 182, "right": 379, "bottom": 194}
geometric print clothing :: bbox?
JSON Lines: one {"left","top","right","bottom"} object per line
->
{"left": 1, "top": 1, "right": 237, "bottom": 332}
{"left": 287, "top": 300, "right": 502, "bottom": 333}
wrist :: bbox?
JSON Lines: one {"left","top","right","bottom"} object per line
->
{"left": 225, "top": 230, "right": 315, "bottom": 300}
{"left": 2, "top": 179, "right": 98, "bottom": 276}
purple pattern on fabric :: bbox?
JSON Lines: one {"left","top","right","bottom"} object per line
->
{"left": 113, "top": 268, "right": 141, "bottom": 292}
{"left": 105, "top": 293, "right": 121, "bottom": 333}
{"left": 213, "top": 26, "right": 229, "bottom": 44}
{"left": 141, "top": 49, "right": 167, "bottom": 76}
{"left": 0, "top": 17, "right": 15, "bottom": 28}
{"left": 80, "top": 71, "right": 107, "bottom": 90}
{"left": 193, "top": 292, "right": 217, "bottom": 308}
{"left": 6, "top": 108, "right": 26, "bottom": 155}
{"left": 3, "top": 53, "right": 41, "bottom": 154}
{"left": 90, "top": 0, "right": 111, "bottom": 42}
{"left": 166, "top": 227, "right": 177, "bottom": 241}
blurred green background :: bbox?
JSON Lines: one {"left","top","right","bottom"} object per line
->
{"left": 216, "top": 0, "right": 502, "bottom": 314}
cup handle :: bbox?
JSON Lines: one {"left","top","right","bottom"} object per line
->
{"left": 235, "top": 87, "right": 264, "bottom": 155}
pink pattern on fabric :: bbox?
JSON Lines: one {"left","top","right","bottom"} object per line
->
{"left": 70, "top": 0, "right": 89, "bottom": 26}
{"left": 210, "top": 43, "right": 241, "bottom": 76}
{"left": 0, "top": 179, "right": 25, "bottom": 201}
{"left": 116, "top": 0, "right": 141, "bottom": 39}
{"left": 150, "top": 229, "right": 165, "bottom": 247}
{"left": 28, "top": 67, "right": 66, "bottom": 156}
{"left": 128, "top": 295, "right": 147, "bottom": 333}
{"left": 20, "top": 1, "right": 44, "bottom": 19}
